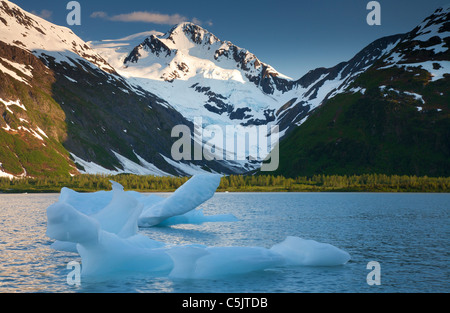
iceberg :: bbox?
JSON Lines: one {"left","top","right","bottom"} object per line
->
{"left": 167, "top": 245, "right": 285, "bottom": 279}
{"left": 138, "top": 174, "right": 224, "bottom": 227}
{"left": 46, "top": 174, "right": 351, "bottom": 278}
{"left": 270, "top": 236, "right": 352, "bottom": 267}
{"left": 56, "top": 174, "right": 228, "bottom": 228}
{"left": 48, "top": 174, "right": 232, "bottom": 252}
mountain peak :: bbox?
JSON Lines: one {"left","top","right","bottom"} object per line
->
{"left": 436, "top": 3, "right": 450, "bottom": 12}
{"left": 168, "top": 22, "right": 208, "bottom": 35}
{"left": 0, "top": 0, "right": 116, "bottom": 73}
{"left": 171, "top": 21, "right": 201, "bottom": 31}
{"left": 163, "top": 22, "right": 220, "bottom": 47}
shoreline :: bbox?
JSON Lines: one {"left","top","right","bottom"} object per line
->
{"left": 1, "top": 188, "right": 449, "bottom": 194}
{"left": 1, "top": 173, "right": 449, "bottom": 194}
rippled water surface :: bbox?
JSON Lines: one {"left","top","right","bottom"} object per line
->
{"left": 0, "top": 192, "right": 448, "bottom": 293}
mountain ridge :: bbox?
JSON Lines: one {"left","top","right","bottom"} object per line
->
{"left": 0, "top": 0, "right": 448, "bottom": 178}
{"left": 91, "top": 20, "right": 407, "bottom": 138}
{"left": 0, "top": 0, "right": 237, "bottom": 178}
{"left": 271, "top": 6, "right": 449, "bottom": 177}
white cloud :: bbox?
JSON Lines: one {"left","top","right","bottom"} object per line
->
{"left": 90, "top": 11, "right": 108, "bottom": 19}
{"left": 106, "top": 31, "right": 164, "bottom": 42}
{"left": 191, "top": 17, "right": 202, "bottom": 25}
{"left": 109, "top": 11, "right": 187, "bottom": 24}
{"left": 90, "top": 11, "right": 209, "bottom": 26}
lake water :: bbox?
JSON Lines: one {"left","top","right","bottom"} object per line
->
{"left": 0, "top": 192, "right": 448, "bottom": 293}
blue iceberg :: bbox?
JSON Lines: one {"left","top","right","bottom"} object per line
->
{"left": 46, "top": 174, "right": 351, "bottom": 278}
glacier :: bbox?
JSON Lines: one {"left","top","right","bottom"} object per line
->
{"left": 46, "top": 174, "right": 351, "bottom": 278}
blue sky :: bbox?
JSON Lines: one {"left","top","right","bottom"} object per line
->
{"left": 12, "top": 0, "right": 449, "bottom": 79}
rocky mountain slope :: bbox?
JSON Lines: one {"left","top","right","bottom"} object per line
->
{"left": 90, "top": 20, "right": 408, "bottom": 171}
{"left": 272, "top": 6, "right": 450, "bottom": 177}
{"left": 92, "top": 22, "right": 405, "bottom": 135}
{"left": 0, "top": 0, "right": 448, "bottom": 178}
{"left": 0, "top": 0, "right": 234, "bottom": 178}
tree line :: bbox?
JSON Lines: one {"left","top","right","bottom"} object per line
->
{"left": 0, "top": 173, "right": 449, "bottom": 193}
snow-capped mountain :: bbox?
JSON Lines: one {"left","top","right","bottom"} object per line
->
{"left": 373, "top": 5, "right": 449, "bottom": 76}
{"left": 1, "top": 0, "right": 448, "bottom": 178}
{"left": 0, "top": 0, "right": 234, "bottom": 178}
{"left": 90, "top": 22, "right": 295, "bottom": 131}
{"left": 91, "top": 21, "right": 405, "bottom": 137}
{"left": 272, "top": 6, "right": 449, "bottom": 177}
{"left": 89, "top": 21, "right": 407, "bottom": 172}
{"left": 0, "top": 0, "right": 115, "bottom": 74}
{"left": 274, "top": 33, "right": 405, "bottom": 132}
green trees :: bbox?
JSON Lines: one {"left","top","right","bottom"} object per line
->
{"left": 0, "top": 173, "right": 449, "bottom": 193}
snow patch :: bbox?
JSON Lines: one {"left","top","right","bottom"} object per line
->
{"left": 0, "top": 57, "right": 33, "bottom": 78}
{"left": 160, "top": 154, "right": 216, "bottom": 176}
{"left": 36, "top": 127, "right": 48, "bottom": 138}
{"left": 379, "top": 86, "right": 426, "bottom": 104}
{"left": 70, "top": 153, "right": 120, "bottom": 176}
{"left": 0, "top": 61, "right": 31, "bottom": 86}
{"left": 16, "top": 126, "right": 45, "bottom": 141}
{"left": 112, "top": 151, "right": 172, "bottom": 177}
{"left": 71, "top": 151, "right": 172, "bottom": 177}
{"left": 0, "top": 169, "right": 15, "bottom": 179}
{"left": 0, "top": 98, "right": 27, "bottom": 113}
{"left": 379, "top": 58, "right": 449, "bottom": 82}
{"left": 296, "top": 115, "right": 309, "bottom": 127}
{"left": 349, "top": 86, "right": 366, "bottom": 95}
{"left": 64, "top": 75, "right": 77, "bottom": 83}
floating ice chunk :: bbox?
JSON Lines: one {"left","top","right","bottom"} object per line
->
{"left": 77, "top": 232, "right": 171, "bottom": 276}
{"left": 180, "top": 247, "right": 284, "bottom": 279}
{"left": 46, "top": 204, "right": 351, "bottom": 277}
{"left": 55, "top": 174, "right": 231, "bottom": 229}
{"left": 138, "top": 174, "right": 222, "bottom": 227}
{"left": 166, "top": 245, "right": 209, "bottom": 279}
{"left": 49, "top": 240, "right": 78, "bottom": 253}
{"left": 59, "top": 186, "right": 113, "bottom": 216}
{"left": 48, "top": 175, "right": 235, "bottom": 251}
{"left": 91, "top": 181, "right": 143, "bottom": 238}
{"left": 167, "top": 245, "right": 284, "bottom": 279}
{"left": 167, "top": 237, "right": 351, "bottom": 279}
{"left": 46, "top": 195, "right": 170, "bottom": 276}
{"left": 49, "top": 187, "right": 117, "bottom": 251}
{"left": 270, "top": 236, "right": 351, "bottom": 266}
{"left": 46, "top": 175, "right": 351, "bottom": 278}
{"left": 46, "top": 202, "right": 100, "bottom": 245}
{"left": 159, "top": 208, "right": 238, "bottom": 226}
